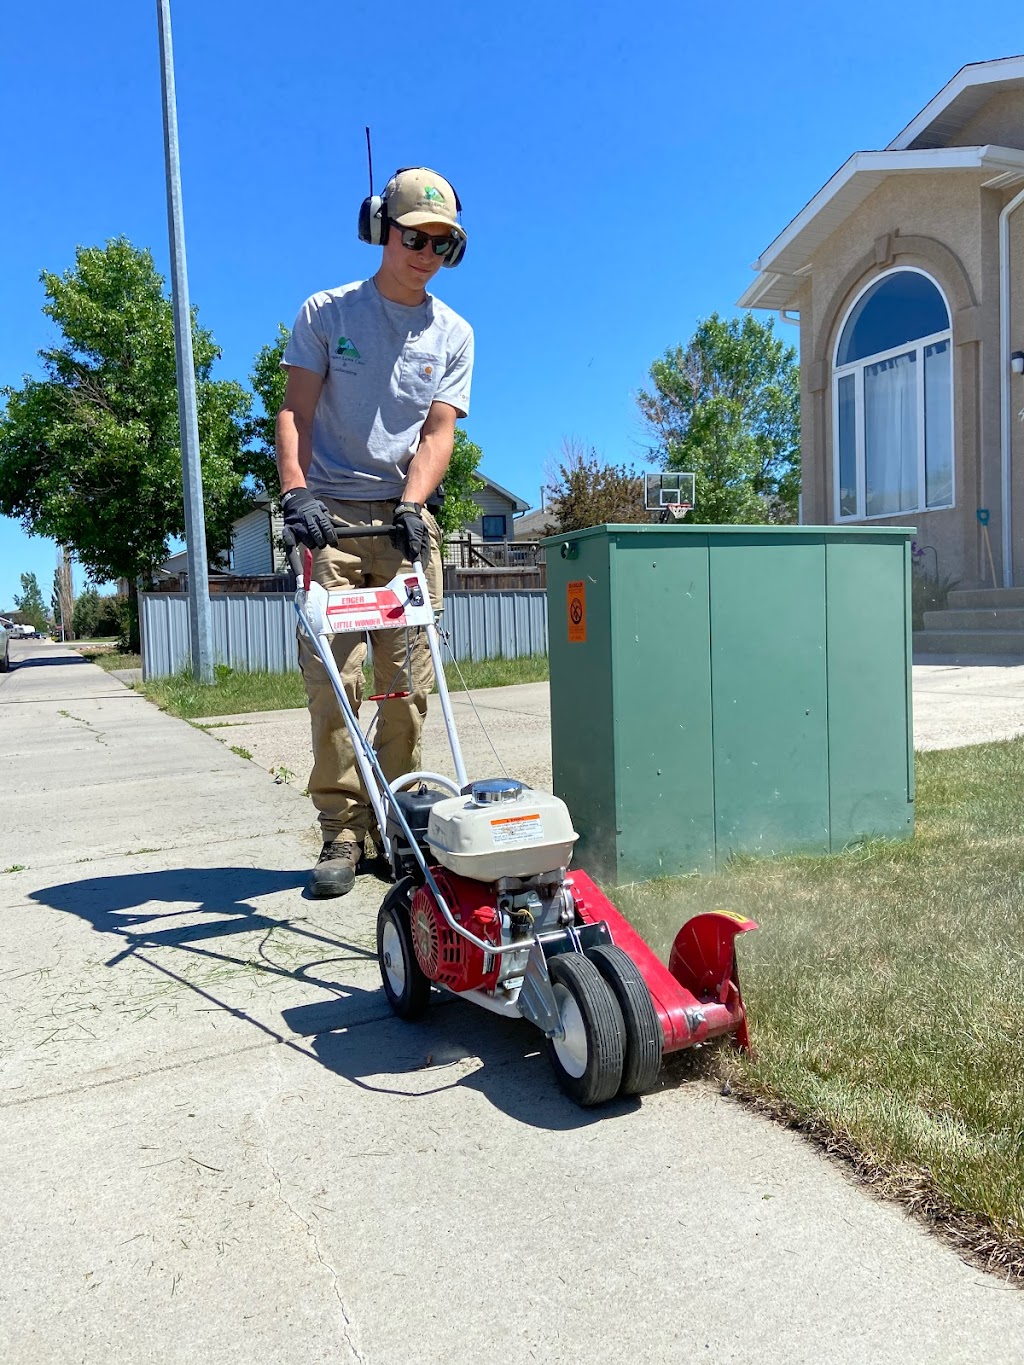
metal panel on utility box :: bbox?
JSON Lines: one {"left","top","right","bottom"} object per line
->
{"left": 545, "top": 524, "right": 914, "bottom": 884}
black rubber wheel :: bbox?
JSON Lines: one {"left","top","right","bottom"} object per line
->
{"left": 376, "top": 880, "right": 431, "bottom": 1019}
{"left": 544, "top": 952, "right": 625, "bottom": 1107}
{"left": 587, "top": 945, "right": 663, "bottom": 1096}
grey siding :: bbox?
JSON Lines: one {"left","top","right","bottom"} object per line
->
{"left": 465, "top": 486, "right": 520, "bottom": 538}
{"left": 140, "top": 590, "right": 549, "bottom": 679}
{"left": 231, "top": 509, "right": 274, "bottom": 575}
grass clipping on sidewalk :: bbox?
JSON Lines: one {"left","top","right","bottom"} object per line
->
{"left": 616, "top": 737, "right": 1024, "bottom": 1279}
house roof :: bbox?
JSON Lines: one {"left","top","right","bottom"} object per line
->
{"left": 512, "top": 506, "right": 556, "bottom": 539}
{"left": 737, "top": 144, "right": 1024, "bottom": 311}
{"left": 474, "top": 474, "right": 530, "bottom": 513}
{"left": 887, "top": 55, "right": 1024, "bottom": 150}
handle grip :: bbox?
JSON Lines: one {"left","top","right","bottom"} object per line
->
{"left": 283, "top": 519, "right": 398, "bottom": 584}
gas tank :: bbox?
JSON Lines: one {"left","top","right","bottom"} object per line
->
{"left": 425, "top": 779, "right": 579, "bottom": 882}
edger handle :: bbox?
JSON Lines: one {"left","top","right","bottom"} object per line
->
{"left": 282, "top": 519, "right": 396, "bottom": 582}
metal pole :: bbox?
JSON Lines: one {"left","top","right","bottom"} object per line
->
{"left": 156, "top": 0, "right": 214, "bottom": 682}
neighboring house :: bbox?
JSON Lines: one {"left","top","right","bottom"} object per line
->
{"left": 154, "top": 494, "right": 285, "bottom": 585}
{"left": 739, "top": 55, "right": 1024, "bottom": 591}
{"left": 156, "top": 478, "right": 530, "bottom": 585}
{"left": 230, "top": 496, "right": 287, "bottom": 575}
{"left": 465, "top": 475, "right": 530, "bottom": 542}
{"left": 513, "top": 506, "right": 555, "bottom": 540}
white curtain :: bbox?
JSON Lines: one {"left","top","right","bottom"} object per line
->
{"left": 864, "top": 351, "right": 918, "bottom": 516}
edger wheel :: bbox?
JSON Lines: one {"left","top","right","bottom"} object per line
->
{"left": 587, "top": 945, "right": 663, "bottom": 1096}
{"left": 545, "top": 952, "right": 625, "bottom": 1107}
{"left": 377, "top": 881, "right": 431, "bottom": 1019}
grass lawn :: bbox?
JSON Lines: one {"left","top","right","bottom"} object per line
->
{"left": 137, "top": 653, "right": 550, "bottom": 720}
{"left": 75, "top": 647, "right": 142, "bottom": 673}
{"left": 615, "top": 736, "right": 1024, "bottom": 1279}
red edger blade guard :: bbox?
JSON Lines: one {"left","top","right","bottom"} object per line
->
{"left": 569, "top": 870, "right": 757, "bottom": 1054}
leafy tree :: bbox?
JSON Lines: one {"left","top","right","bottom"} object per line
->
{"left": 544, "top": 440, "right": 647, "bottom": 533}
{"left": 52, "top": 547, "right": 75, "bottom": 639}
{"left": 0, "top": 238, "right": 254, "bottom": 648}
{"left": 14, "top": 572, "right": 48, "bottom": 632}
{"left": 637, "top": 312, "right": 800, "bottom": 524}
{"left": 250, "top": 326, "right": 485, "bottom": 539}
{"left": 72, "top": 586, "right": 102, "bottom": 638}
{"left": 439, "top": 427, "right": 485, "bottom": 539}
{"left": 248, "top": 323, "right": 289, "bottom": 499}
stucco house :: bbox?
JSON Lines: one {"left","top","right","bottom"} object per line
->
{"left": 739, "top": 56, "right": 1024, "bottom": 633}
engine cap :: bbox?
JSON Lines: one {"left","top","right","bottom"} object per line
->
{"left": 470, "top": 778, "right": 524, "bottom": 805}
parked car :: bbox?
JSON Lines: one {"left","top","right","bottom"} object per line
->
{"left": 0, "top": 619, "right": 10, "bottom": 672}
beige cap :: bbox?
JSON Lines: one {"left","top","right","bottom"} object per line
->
{"left": 386, "top": 168, "right": 465, "bottom": 236}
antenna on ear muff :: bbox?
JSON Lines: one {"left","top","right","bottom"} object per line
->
{"left": 357, "top": 126, "right": 388, "bottom": 246}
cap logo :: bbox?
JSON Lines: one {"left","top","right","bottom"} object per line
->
{"left": 336, "top": 336, "right": 361, "bottom": 359}
{"left": 423, "top": 186, "right": 444, "bottom": 202}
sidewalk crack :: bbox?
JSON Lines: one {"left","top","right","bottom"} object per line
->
{"left": 261, "top": 1131, "right": 365, "bottom": 1364}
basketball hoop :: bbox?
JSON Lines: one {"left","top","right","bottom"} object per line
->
{"left": 645, "top": 471, "right": 696, "bottom": 522}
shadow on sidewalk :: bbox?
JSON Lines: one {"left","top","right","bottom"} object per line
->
{"left": 30, "top": 863, "right": 379, "bottom": 1013}
{"left": 9, "top": 653, "right": 90, "bottom": 668}
{"left": 286, "top": 994, "right": 638, "bottom": 1132}
{"left": 30, "top": 866, "right": 639, "bottom": 1129}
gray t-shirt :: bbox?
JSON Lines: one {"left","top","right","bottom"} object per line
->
{"left": 282, "top": 278, "right": 474, "bottom": 501}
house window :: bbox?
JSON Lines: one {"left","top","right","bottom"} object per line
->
{"left": 833, "top": 269, "right": 953, "bottom": 520}
{"left": 481, "top": 515, "right": 507, "bottom": 541}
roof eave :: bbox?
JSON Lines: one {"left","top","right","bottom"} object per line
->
{"left": 737, "top": 145, "right": 1024, "bottom": 312}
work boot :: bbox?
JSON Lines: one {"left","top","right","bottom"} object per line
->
{"left": 308, "top": 840, "right": 361, "bottom": 898}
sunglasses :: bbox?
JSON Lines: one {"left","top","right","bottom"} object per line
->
{"left": 392, "top": 223, "right": 458, "bottom": 258}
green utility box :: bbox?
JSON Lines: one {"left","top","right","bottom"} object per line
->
{"left": 546, "top": 525, "right": 914, "bottom": 884}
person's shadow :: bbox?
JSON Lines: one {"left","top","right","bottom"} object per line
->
{"left": 31, "top": 866, "right": 647, "bottom": 1128}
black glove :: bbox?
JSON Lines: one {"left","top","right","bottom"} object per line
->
{"left": 392, "top": 502, "right": 431, "bottom": 564}
{"left": 281, "top": 487, "right": 338, "bottom": 549}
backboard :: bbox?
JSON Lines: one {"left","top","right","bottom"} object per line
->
{"left": 644, "top": 472, "right": 696, "bottom": 519}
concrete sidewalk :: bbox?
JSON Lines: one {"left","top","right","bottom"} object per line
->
{"left": 3, "top": 641, "right": 1023, "bottom": 1364}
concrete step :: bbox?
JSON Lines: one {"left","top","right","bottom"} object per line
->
{"left": 946, "top": 587, "right": 1024, "bottom": 609}
{"left": 913, "top": 629, "right": 1024, "bottom": 657}
{"left": 922, "top": 608, "right": 1024, "bottom": 630}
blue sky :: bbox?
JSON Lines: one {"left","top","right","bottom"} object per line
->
{"left": 1, "top": 1, "right": 1020, "bottom": 610}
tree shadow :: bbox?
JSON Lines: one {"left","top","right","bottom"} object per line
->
{"left": 9, "top": 653, "right": 90, "bottom": 668}
{"left": 30, "top": 865, "right": 378, "bottom": 1003}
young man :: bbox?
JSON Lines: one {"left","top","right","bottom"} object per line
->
{"left": 276, "top": 167, "right": 474, "bottom": 897}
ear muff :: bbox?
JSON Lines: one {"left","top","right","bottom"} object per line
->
{"left": 357, "top": 193, "right": 388, "bottom": 246}
{"left": 441, "top": 230, "right": 466, "bottom": 269}
{"left": 359, "top": 167, "right": 466, "bottom": 266}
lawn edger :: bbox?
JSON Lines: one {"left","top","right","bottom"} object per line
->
{"left": 286, "top": 523, "right": 756, "bottom": 1106}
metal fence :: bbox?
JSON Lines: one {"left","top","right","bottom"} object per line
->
{"left": 140, "top": 589, "right": 549, "bottom": 679}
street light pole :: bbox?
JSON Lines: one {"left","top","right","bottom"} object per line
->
{"left": 156, "top": 0, "right": 214, "bottom": 683}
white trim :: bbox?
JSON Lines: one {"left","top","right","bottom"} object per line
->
{"left": 831, "top": 268, "right": 955, "bottom": 523}
{"left": 737, "top": 145, "right": 1024, "bottom": 311}
{"left": 887, "top": 57, "right": 1024, "bottom": 151}
{"left": 998, "top": 186, "right": 1024, "bottom": 587}
{"left": 834, "top": 327, "right": 951, "bottom": 374}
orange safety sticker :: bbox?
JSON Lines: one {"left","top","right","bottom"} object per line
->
{"left": 567, "top": 580, "right": 586, "bottom": 643}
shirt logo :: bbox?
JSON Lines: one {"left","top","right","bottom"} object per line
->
{"left": 336, "top": 336, "right": 361, "bottom": 359}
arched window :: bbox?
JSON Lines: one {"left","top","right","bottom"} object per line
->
{"left": 833, "top": 269, "right": 954, "bottom": 520}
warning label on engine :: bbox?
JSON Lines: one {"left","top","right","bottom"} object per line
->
{"left": 567, "top": 580, "right": 586, "bottom": 643}
{"left": 491, "top": 813, "right": 545, "bottom": 846}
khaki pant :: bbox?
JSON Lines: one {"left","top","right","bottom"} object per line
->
{"left": 298, "top": 497, "right": 444, "bottom": 845}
